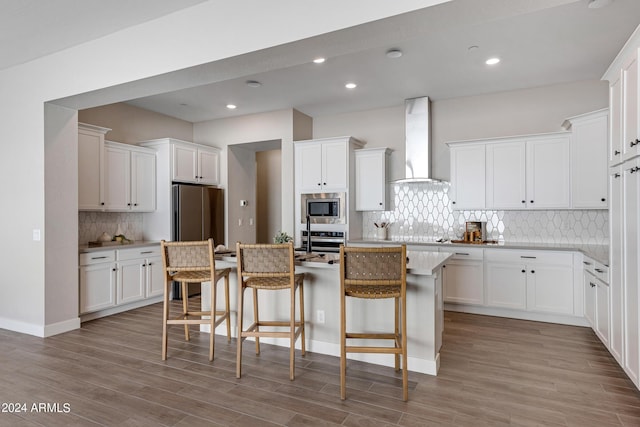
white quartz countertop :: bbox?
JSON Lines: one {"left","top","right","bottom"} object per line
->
{"left": 79, "top": 241, "right": 160, "bottom": 253}
{"left": 217, "top": 250, "right": 451, "bottom": 276}
{"left": 349, "top": 239, "right": 609, "bottom": 266}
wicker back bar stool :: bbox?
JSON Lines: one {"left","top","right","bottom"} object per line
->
{"left": 236, "top": 242, "right": 305, "bottom": 380}
{"left": 339, "top": 244, "right": 408, "bottom": 401}
{"left": 160, "top": 239, "right": 231, "bottom": 361}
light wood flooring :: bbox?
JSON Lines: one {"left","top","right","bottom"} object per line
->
{"left": 1, "top": 302, "right": 640, "bottom": 426}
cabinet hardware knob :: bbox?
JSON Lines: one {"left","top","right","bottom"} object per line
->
{"left": 530, "top": 200, "right": 534, "bottom": 203}
{"left": 127, "top": 203, "right": 131, "bottom": 206}
{"left": 112, "top": 268, "right": 116, "bottom": 272}
{"left": 531, "top": 270, "right": 535, "bottom": 274}
{"left": 601, "top": 198, "right": 606, "bottom": 202}
{"left": 195, "top": 176, "right": 198, "bottom": 179}
{"left": 379, "top": 202, "right": 383, "bottom": 205}
{"left": 521, "top": 200, "right": 526, "bottom": 203}
{"left": 148, "top": 262, "right": 152, "bottom": 266}
{"left": 323, "top": 182, "right": 327, "bottom": 185}
{"left": 590, "top": 282, "right": 596, "bottom": 288}
{"left": 521, "top": 269, "right": 526, "bottom": 273}
{"left": 615, "top": 150, "right": 621, "bottom": 155}
{"left": 142, "top": 264, "right": 146, "bottom": 267}
{"left": 134, "top": 203, "right": 138, "bottom": 206}
{"left": 101, "top": 202, "right": 105, "bottom": 206}
{"left": 615, "top": 173, "right": 621, "bottom": 178}
{"left": 452, "top": 201, "right": 456, "bottom": 204}
{"left": 595, "top": 268, "right": 604, "bottom": 273}
{"left": 317, "top": 183, "right": 321, "bottom": 186}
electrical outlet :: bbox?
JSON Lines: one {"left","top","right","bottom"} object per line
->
{"left": 316, "top": 310, "right": 325, "bottom": 324}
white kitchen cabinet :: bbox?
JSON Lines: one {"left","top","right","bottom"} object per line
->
{"left": 79, "top": 246, "right": 162, "bottom": 317}
{"left": 564, "top": 109, "right": 609, "bottom": 209}
{"left": 609, "top": 74, "right": 623, "bottom": 166}
{"left": 78, "top": 123, "right": 110, "bottom": 210}
{"left": 486, "top": 140, "right": 527, "bottom": 209}
{"left": 596, "top": 277, "right": 610, "bottom": 347}
{"left": 584, "top": 270, "right": 596, "bottom": 328}
{"left": 295, "top": 137, "right": 364, "bottom": 193}
{"left": 622, "top": 50, "right": 639, "bottom": 161}
{"left": 525, "top": 135, "right": 571, "bottom": 209}
{"left": 623, "top": 156, "right": 640, "bottom": 385}
{"left": 584, "top": 257, "right": 611, "bottom": 347}
{"left": 172, "top": 142, "right": 220, "bottom": 185}
{"left": 79, "top": 251, "right": 116, "bottom": 314}
{"left": 457, "top": 132, "right": 570, "bottom": 210}
{"left": 609, "top": 166, "right": 624, "bottom": 364}
{"left": 355, "top": 148, "right": 391, "bottom": 211}
{"left": 104, "top": 141, "right": 156, "bottom": 212}
{"left": 485, "top": 250, "right": 574, "bottom": 315}
{"left": 449, "top": 143, "right": 486, "bottom": 210}
{"left": 441, "top": 248, "right": 484, "bottom": 305}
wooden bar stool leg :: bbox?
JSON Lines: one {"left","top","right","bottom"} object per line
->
{"left": 224, "top": 275, "right": 231, "bottom": 342}
{"left": 402, "top": 296, "right": 408, "bottom": 401}
{"left": 289, "top": 284, "right": 296, "bottom": 381}
{"left": 182, "top": 282, "right": 190, "bottom": 341}
{"left": 236, "top": 285, "right": 244, "bottom": 378}
{"left": 209, "top": 279, "right": 216, "bottom": 362}
{"left": 340, "top": 293, "right": 347, "bottom": 400}
{"left": 162, "top": 278, "right": 170, "bottom": 361}
{"left": 253, "top": 287, "right": 260, "bottom": 355}
{"left": 395, "top": 296, "right": 400, "bottom": 371}
{"left": 299, "top": 282, "right": 306, "bottom": 356}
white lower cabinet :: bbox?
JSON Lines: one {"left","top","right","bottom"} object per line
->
{"left": 79, "top": 246, "right": 162, "bottom": 317}
{"left": 441, "top": 248, "right": 484, "bottom": 305}
{"left": 484, "top": 250, "right": 574, "bottom": 315}
{"left": 584, "top": 259, "right": 610, "bottom": 348}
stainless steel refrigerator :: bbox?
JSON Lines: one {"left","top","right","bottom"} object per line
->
{"left": 172, "top": 184, "right": 224, "bottom": 299}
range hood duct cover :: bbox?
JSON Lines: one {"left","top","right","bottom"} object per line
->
{"left": 394, "top": 96, "right": 442, "bottom": 183}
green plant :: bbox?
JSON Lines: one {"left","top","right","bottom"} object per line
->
{"left": 273, "top": 231, "right": 293, "bottom": 244}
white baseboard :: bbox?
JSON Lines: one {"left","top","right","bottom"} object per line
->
{"left": 444, "top": 303, "right": 590, "bottom": 327}
{"left": 80, "top": 296, "right": 164, "bottom": 323}
{"left": 44, "top": 317, "right": 81, "bottom": 337}
{"left": 0, "top": 317, "right": 45, "bottom": 337}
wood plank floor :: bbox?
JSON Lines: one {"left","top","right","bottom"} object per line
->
{"left": 1, "top": 302, "right": 640, "bottom": 426}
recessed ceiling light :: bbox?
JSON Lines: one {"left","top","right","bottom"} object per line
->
{"left": 345, "top": 83, "right": 357, "bottom": 89}
{"left": 588, "top": 0, "right": 613, "bottom": 9}
{"left": 313, "top": 57, "right": 325, "bottom": 64}
{"left": 226, "top": 104, "right": 237, "bottom": 109}
{"left": 485, "top": 57, "right": 500, "bottom": 65}
{"left": 386, "top": 48, "right": 403, "bottom": 59}
{"left": 246, "top": 80, "right": 261, "bottom": 88}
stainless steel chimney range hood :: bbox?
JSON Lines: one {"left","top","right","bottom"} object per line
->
{"left": 393, "top": 96, "right": 444, "bottom": 183}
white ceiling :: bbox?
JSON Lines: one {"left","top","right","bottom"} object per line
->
{"left": 3, "top": 0, "right": 639, "bottom": 122}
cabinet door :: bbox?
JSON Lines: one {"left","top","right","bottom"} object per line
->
{"left": 172, "top": 144, "right": 198, "bottom": 183}
{"left": 296, "top": 143, "right": 323, "bottom": 191}
{"left": 610, "top": 75, "right": 623, "bottom": 166}
{"left": 131, "top": 150, "right": 156, "bottom": 212}
{"left": 609, "top": 167, "right": 624, "bottom": 364}
{"left": 584, "top": 273, "right": 596, "bottom": 327}
{"left": 322, "top": 141, "right": 348, "bottom": 190}
{"left": 595, "top": 279, "right": 610, "bottom": 347}
{"left": 117, "top": 259, "right": 146, "bottom": 305}
{"left": 527, "top": 263, "right": 574, "bottom": 314}
{"left": 104, "top": 145, "right": 131, "bottom": 211}
{"left": 450, "top": 144, "right": 485, "bottom": 210}
{"left": 485, "top": 262, "right": 527, "bottom": 310}
{"left": 355, "top": 149, "right": 387, "bottom": 211}
{"left": 486, "top": 141, "right": 526, "bottom": 209}
{"left": 79, "top": 263, "right": 116, "bottom": 314}
{"left": 623, "top": 158, "right": 640, "bottom": 385}
{"left": 78, "top": 129, "right": 104, "bottom": 210}
{"left": 146, "top": 256, "right": 164, "bottom": 298}
{"left": 622, "top": 52, "right": 639, "bottom": 161}
{"left": 571, "top": 112, "right": 608, "bottom": 209}
{"left": 442, "top": 260, "right": 484, "bottom": 305}
{"left": 198, "top": 148, "right": 220, "bottom": 185}
{"left": 526, "top": 136, "right": 570, "bottom": 209}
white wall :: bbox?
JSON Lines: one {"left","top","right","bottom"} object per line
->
{"left": 313, "top": 79, "right": 608, "bottom": 181}
{"left": 0, "top": 0, "right": 433, "bottom": 336}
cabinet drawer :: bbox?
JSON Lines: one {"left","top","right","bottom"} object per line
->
{"left": 485, "top": 249, "right": 572, "bottom": 265}
{"left": 117, "top": 246, "right": 161, "bottom": 261}
{"left": 80, "top": 251, "right": 116, "bottom": 266}
{"left": 440, "top": 247, "right": 484, "bottom": 261}
{"left": 583, "top": 257, "right": 609, "bottom": 284}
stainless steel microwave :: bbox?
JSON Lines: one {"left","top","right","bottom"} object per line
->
{"left": 301, "top": 192, "right": 346, "bottom": 224}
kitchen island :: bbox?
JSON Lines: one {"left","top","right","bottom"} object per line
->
{"left": 203, "top": 249, "right": 452, "bottom": 375}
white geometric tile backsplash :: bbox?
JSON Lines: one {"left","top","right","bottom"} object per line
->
{"left": 362, "top": 182, "right": 608, "bottom": 245}
{"left": 79, "top": 212, "right": 145, "bottom": 244}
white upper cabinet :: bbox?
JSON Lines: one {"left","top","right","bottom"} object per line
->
{"left": 78, "top": 123, "right": 110, "bottom": 210}
{"left": 104, "top": 141, "right": 156, "bottom": 212}
{"left": 355, "top": 148, "right": 390, "bottom": 211}
{"left": 172, "top": 142, "right": 220, "bottom": 185}
{"left": 526, "top": 134, "right": 570, "bottom": 209}
{"left": 295, "top": 136, "right": 363, "bottom": 193}
{"left": 564, "top": 109, "right": 609, "bottom": 209}
{"left": 486, "top": 140, "right": 527, "bottom": 209}
{"left": 610, "top": 74, "right": 624, "bottom": 166}
{"left": 449, "top": 143, "right": 485, "bottom": 210}
{"left": 622, "top": 50, "right": 639, "bottom": 161}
